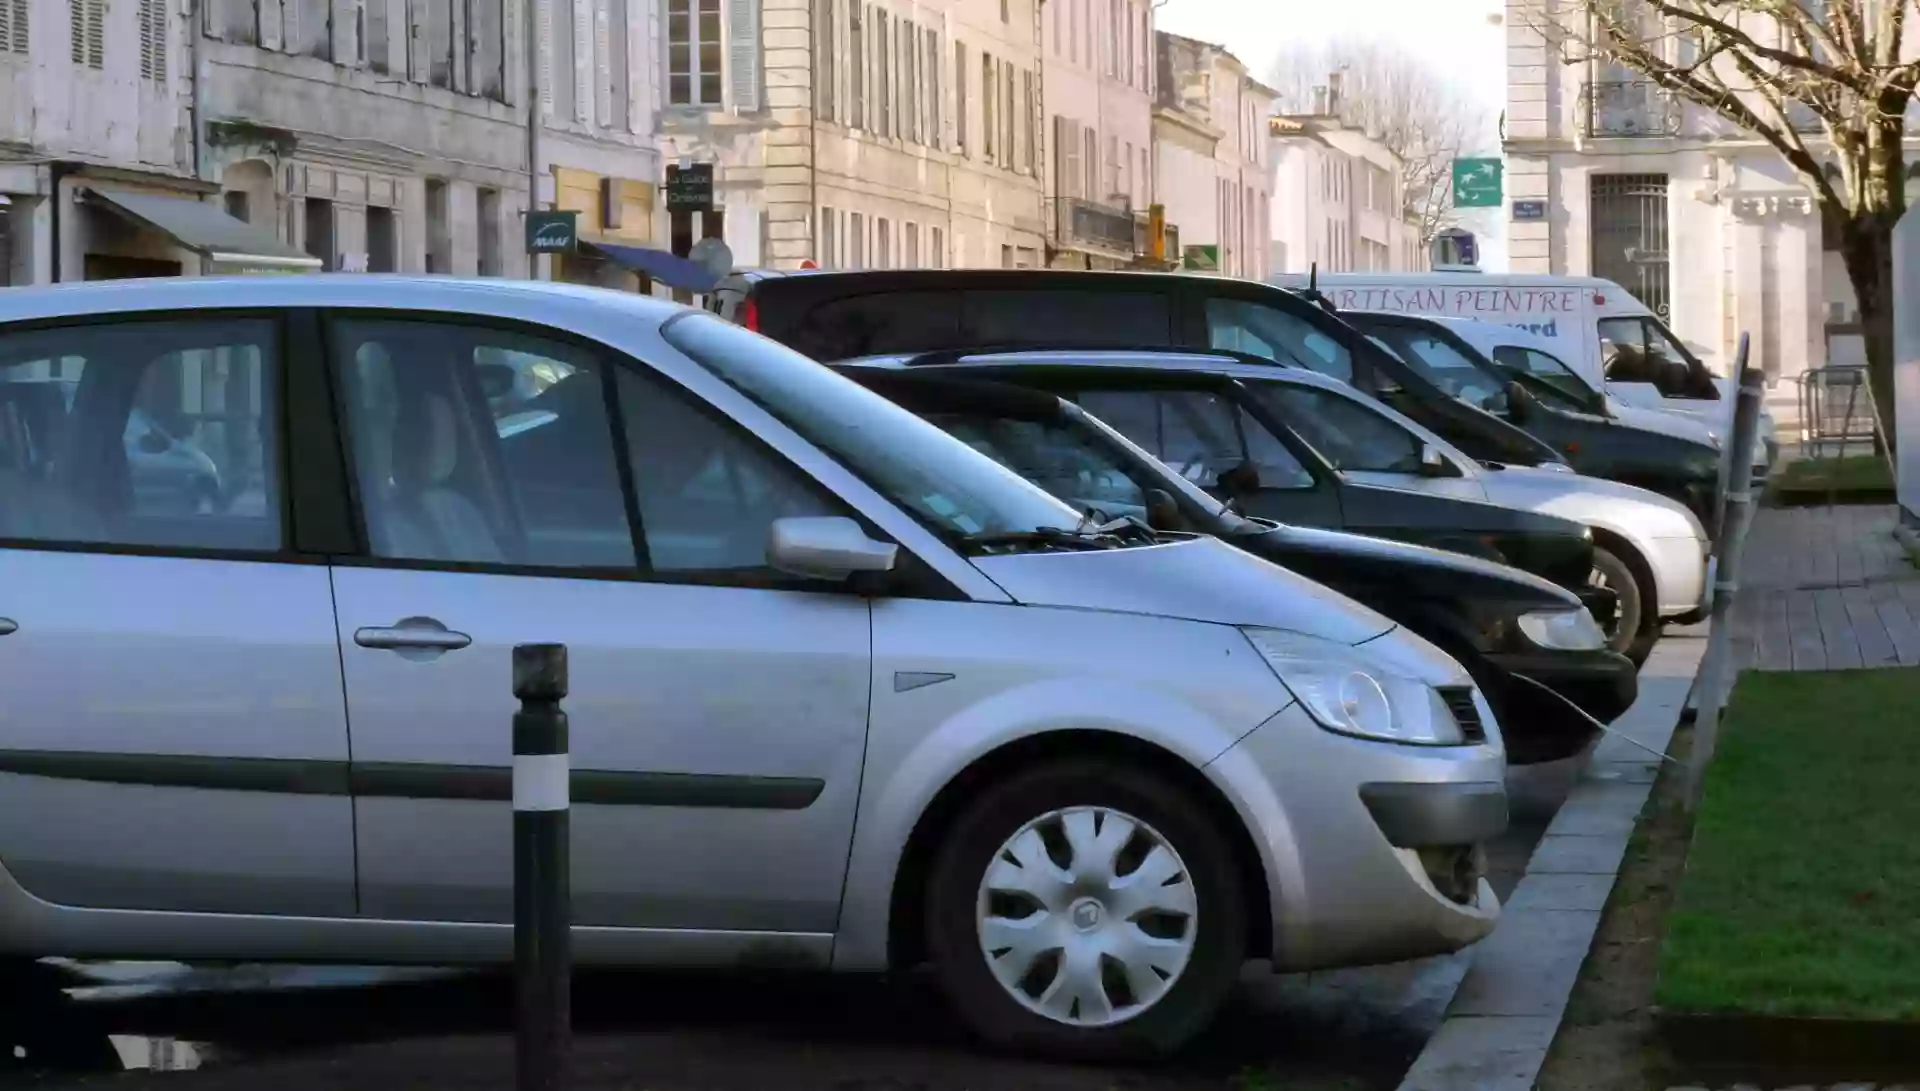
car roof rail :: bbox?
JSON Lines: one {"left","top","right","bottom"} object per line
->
{"left": 891, "top": 344, "right": 1301, "bottom": 371}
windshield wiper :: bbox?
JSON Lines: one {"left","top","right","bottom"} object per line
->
{"left": 961, "top": 526, "right": 1122, "bottom": 552}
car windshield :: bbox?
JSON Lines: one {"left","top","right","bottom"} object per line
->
{"left": 660, "top": 314, "right": 1092, "bottom": 547}
{"left": 1358, "top": 322, "right": 1510, "bottom": 413}
{"left": 919, "top": 406, "right": 1230, "bottom": 525}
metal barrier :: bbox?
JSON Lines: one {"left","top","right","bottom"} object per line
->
{"left": 1796, "top": 365, "right": 1879, "bottom": 458}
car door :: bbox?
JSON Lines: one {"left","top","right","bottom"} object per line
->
{"left": 324, "top": 314, "right": 872, "bottom": 934}
{"left": 1072, "top": 385, "right": 1345, "bottom": 527}
{"left": 0, "top": 314, "right": 356, "bottom": 917}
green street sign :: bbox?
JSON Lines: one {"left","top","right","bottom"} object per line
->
{"left": 1452, "top": 158, "right": 1504, "bottom": 209}
{"left": 525, "top": 210, "right": 579, "bottom": 255}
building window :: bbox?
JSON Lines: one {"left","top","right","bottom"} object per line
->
{"left": 820, "top": 206, "right": 837, "bottom": 267}
{"left": 668, "top": 0, "right": 724, "bottom": 106}
{"left": 303, "top": 198, "right": 335, "bottom": 273}
{"left": 931, "top": 225, "right": 944, "bottom": 268}
{"left": 877, "top": 10, "right": 892, "bottom": 137}
{"left": 1020, "top": 69, "right": 1035, "bottom": 174}
{"left": 1002, "top": 62, "right": 1015, "bottom": 168}
{"left": 904, "top": 222, "right": 919, "bottom": 267}
{"left": 1, "top": 0, "right": 27, "bottom": 55}
{"left": 1083, "top": 127, "right": 1097, "bottom": 200}
{"left": 223, "top": 191, "right": 251, "bottom": 224}
{"left": 425, "top": 179, "right": 451, "bottom": 273}
{"left": 1139, "top": 146, "right": 1149, "bottom": 206}
{"left": 366, "top": 206, "right": 398, "bottom": 273}
{"left": 1001, "top": 243, "right": 1013, "bottom": 268}
{"left": 1106, "top": 134, "right": 1119, "bottom": 198}
{"left": 1001, "top": 0, "right": 1008, "bottom": 20}
{"left": 850, "top": 211, "right": 865, "bottom": 268}
{"left": 903, "top": 19, "right": 918, "bottom": 144}
{"left": 69, "top": 0, "right": 104, "bottom": 69}
{"left": 477, "top": 188, "right": 502, "bottom": 276}
{"left": 876, "top": 218, "right": 891, "bottom": 269}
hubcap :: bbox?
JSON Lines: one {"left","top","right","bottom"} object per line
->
{"left": 975, "top": 805, "right": 1197, "bottom": 1028}
{"left": 1588, "top": 565, "right": 1622, "bottom": 638}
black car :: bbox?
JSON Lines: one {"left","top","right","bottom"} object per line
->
{"left": 715, "top": 268, "right": 1570, "bottom": 470}
{"left": 834, "top": 363, "right": 1635, "bottom": 763}
{"left": 1340, "top": 311, "right": 1725, "bottom": 525}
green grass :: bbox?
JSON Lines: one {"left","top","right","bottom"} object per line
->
{"left": 1656, "top": 668, "right": 1920, "bottom": 1022}
{"left": 1771, "top": 454, "right": 1895, "bottom": 496}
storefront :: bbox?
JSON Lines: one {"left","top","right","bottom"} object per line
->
{"left": 80, "top": 188, "right": 322, "bottom": 276}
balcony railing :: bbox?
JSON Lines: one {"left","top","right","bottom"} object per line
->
{"left": 1059, "top": 198, "right": 1137, "bottom": 255}
{"left": 1582, "top": 80, "right": 1684, "bottom": 137}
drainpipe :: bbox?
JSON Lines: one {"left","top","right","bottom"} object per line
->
{"left": 47, "top": 161, "right": 76, "bottom": 283}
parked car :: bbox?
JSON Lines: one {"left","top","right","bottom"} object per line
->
{"left": 1268, "top": 270, "right": 1781, "bottom": 466}
{"left": 885, "top": 349, "right": 1709, "bottom": 664}
{"left": 1421, "top": 316, "right": 1770, "bottom": 486}
{"left": 0, "top": 276, "right": 1507, "bottom": 1060}
{"left": 709, "top": 267, "right": 1572, "bottom": 470}
{"left": 1340, "top": 311, "right": 1730, "bottom": 520}
{"left": 834, "top": 363, "right": 1635, "bottom": 764}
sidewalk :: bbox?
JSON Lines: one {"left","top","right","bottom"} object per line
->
{"left": 1733, "top": 505, "right": 1920, "bottom": 670}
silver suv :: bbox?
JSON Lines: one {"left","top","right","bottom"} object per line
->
{"left": 0, "top": 277, "right": 1504, "bottom": 1059}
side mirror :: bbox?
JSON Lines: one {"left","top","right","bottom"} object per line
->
{"left": 136, "top": 430, "right": 171, "bottom": 455}
{"left": 1144, "top": 487, "right": 1184, "bottom": 531}
{"left": 1504, "top": 380, "right": 1534, "bottom": 423}
{"left": 768, "top": 516, "right": 898, "bottom": 581}
{"left": 1217, "top": 460, "right": 1261, "bottom": 497}
{"left": 1417, "top": 443, "right": 1453, "bottom": 477}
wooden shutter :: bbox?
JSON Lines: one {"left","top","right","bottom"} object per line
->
{"left": 593, "top": 0, "right": 612, "bottom": 125}
{"left": 138, "top": 0, "right": 168, "bottom": 81}
{"left": 727, "top": 0, "right": 760, "bottom": 112}
{"left": 406, "top": 0, "right": 429, "bottom": 78}
{"left": 536, "top": 0, "right": 554, "bottom": 112}
{"left": 626, "top": 0, "right": 652, "bottom": 134}
{"left": 571, "top": 0, "right": 592, "bottom": 122}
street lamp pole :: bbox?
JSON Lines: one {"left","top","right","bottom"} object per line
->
{"left": 527, "top": 0, "right": 544, "bottom": 278}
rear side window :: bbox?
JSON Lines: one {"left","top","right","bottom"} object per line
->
{"left": 963, "top": 291, "right": 1174, "bottom": 347}
{"left": 784, "top": 291, "right": 965, "bottom": 360}
{"left": 1205, "top": 298, "right": 1352, "bottom": 382}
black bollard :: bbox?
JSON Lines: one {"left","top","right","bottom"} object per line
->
{"left": 512, "top": 643, "right": 571, "bottom": 1091}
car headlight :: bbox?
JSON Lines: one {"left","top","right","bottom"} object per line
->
{"left": 1517, "top": 608, "right": 1607, "bottom": 652}
{"left": 1241, "top": 628, "right": 1466, "bottom": 746}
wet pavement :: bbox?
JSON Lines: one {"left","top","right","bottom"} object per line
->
{"left": 0, "top": 767, "right": 1570, "bottom": 1091}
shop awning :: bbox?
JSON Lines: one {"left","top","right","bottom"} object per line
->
{"left": 85, "top": 188, "right": 323, "bottom": 273}
{"left": 583, "top": 241, "right": 721, "bottom": 293}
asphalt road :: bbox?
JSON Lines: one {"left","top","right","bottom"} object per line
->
{"left": 0, "top": 766, "right": 1571, "bottom": 1091}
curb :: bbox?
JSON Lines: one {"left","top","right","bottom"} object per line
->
{"left": 1394, "top": 632, "right": 1711, "bottom": 1091}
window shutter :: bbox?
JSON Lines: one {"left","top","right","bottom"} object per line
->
{"left": 727, "top": 0, "right": 760, "bottom": 112}
{"left": 593, "top": 0, "right": 612, "bottom": 126}
{"left": 626, "top": 0, "right": 651, "bottom": 134}
{"left": 407, "top": 0, "right": 429, "bottom": 78}
{"left": 571, "top": 0, "right": 592, "bottom": 122}
{"left": 138, "top": 0, "right": 163, "bottom": 81}
{"left": 536, "top": 0, "right": 554, "bottom": 113}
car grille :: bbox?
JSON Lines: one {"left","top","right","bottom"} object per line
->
{"left": 1438, "top": 686, "right": 1488, "bottom": 745}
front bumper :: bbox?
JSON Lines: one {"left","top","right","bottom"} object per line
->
{"left": 1481, "top": 647, "right": 1638, "bottom": 763}
{"left": 1208, "top": 700, "right": 1505, "bottom": 973}
{"left": 1649, "top": 535, "right": 1710, "bottom": 618}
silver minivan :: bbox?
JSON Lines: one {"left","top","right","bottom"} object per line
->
{"left": 0, "top": 277, "right": 1504, "bottom": 1059}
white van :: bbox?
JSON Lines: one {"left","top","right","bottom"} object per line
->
{"left": 1269, "top": 272, "right": 1778, "bottom": 468}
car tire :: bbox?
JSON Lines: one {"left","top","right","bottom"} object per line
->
{"left": 1592, "top": 546, "right": 1657, "bottom": 666}
{"left": 922, "top": 757, "right": 1248, "bottom": 1061}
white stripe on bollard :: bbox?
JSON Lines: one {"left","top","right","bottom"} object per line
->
{"left": 512, "top": 754, "right": 570, "bottom": 812}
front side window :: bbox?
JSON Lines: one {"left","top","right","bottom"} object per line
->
{"left": 1598, "top": 316, "right": 1716, "bottom": 397}
{"left": 0, "top": 319, "right": 281, "bottom": 552}
{"left": 333, "top": 319, "right": 636, "bottom": 570}
{"left": 1204, "top": 298, "right": 1352, "bottom": 383}
{"left": 1250, "top": 381, "right": 1425, "bottom": 475}
{"left": 662, "top": 314, "right": 1084, "bottom": 543}
{"left": 1075, "top": 387, "right": 1313, "bottom": 490}
{"left": 1490, "top": 345, "right": 1598, "bottom": 411}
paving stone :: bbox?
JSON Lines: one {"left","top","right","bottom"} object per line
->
{"left": 1502, "top": 872, "right": 1615, "bottom": 912}
{"left": 1448, "top": 909, "right": 1599, "bottom": 1017}
{"left": 1525, "top": 831, "right": 1632, "bottom": 876}
{"left": 1394, "top": 1014, "right": 1557, "bottom": 1091}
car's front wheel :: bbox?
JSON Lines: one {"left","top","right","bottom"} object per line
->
{"left": 1591, "top": 545, "right": 1657, "bottom": 666}
{"left": 923, "top": 758, "right": 1249, "bottom": 1060}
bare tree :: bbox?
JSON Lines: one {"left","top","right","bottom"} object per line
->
{"left": 1268, "top": 39, "right": 1493, "bottom": 246}
{"left": 1516, "top": 0, "right": 1917, "bottom": 448}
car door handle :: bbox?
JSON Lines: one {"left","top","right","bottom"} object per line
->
{"left": 0, "top": 618, "right": 15, "bottom": 637}
{"left": 354, "top": 619, "right": 473, "bottom": 652}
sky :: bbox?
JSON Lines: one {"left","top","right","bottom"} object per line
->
{"left": 1154, "top": 0, "right": 1511, "bottom": 269}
